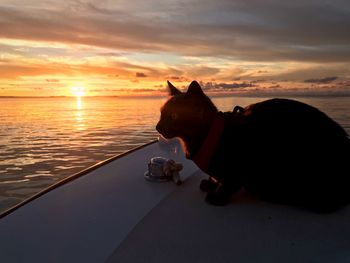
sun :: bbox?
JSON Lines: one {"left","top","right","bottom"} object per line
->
{"left": 71, "top": 86, "right": 86, "bottom": 97}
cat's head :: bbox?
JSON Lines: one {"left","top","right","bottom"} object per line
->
{"left": 156, "top": 81, "right": 218, "bottom": 141}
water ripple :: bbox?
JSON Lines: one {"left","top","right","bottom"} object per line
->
{"left": 0, "top": 97, "right": 164, "bottom": 213}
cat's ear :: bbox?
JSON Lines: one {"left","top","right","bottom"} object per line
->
{"left": 186, "top": 81, "right": 204, "bottom": 97}
{"left": 167, "top": 81, "right": 182, "bottom": 96}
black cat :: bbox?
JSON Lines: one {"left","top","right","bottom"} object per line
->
{"left": 156, "top": 80, "right": 350, "bottom": 213}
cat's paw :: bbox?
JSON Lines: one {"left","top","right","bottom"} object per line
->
{"left": 200, "top": 178, "right": 219, "bottom": 192}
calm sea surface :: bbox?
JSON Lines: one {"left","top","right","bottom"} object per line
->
{"left": 1, "top": 95, "right": 350, "bottom": 213}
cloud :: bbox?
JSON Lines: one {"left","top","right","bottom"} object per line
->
{"left": 304, "top": 76, "right": 338, "bottom": 84}
{"left": 116, "top": 87, "right": 161, "bottom": 93}
{"left": 166, "top": 75, "right": 189, "bottom": 82}
{"left": 0, "top": 58, "right": 10, "bottom": 63}
{"left": 260, "top": 63, "right": 350, "bottom": 82}
{"left": 0, "top": 59, "right": 161, "bottom": 80}
{"left": 267, "top": 84, "right": 281, "bottom": 89}
{"left": 135, "top": 72, "right": 147, "bottom": 78}
{"left": 1, "top": 0, "right": 350, "bottom": 62}
{"left": 0, "top": 63, "right": 64, "bottom": 79}
{"left": 1, "top": 0, "right": 350, "bottom": 96}
{"left": 97, "top": 52, "right": 126, "bottom": 57}
{"left": 201, "top": 81, "right": 256, "bottom": 91}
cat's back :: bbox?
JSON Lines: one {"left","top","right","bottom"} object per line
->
{"left": 242, "top": 98, "right": 348, "bottom": 140}
{"left": 216, "top": 97, "right": 349, "bottom": 159}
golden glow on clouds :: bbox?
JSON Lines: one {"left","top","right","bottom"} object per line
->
{"left": 0, "top": 1, "right": 350, "bottom": 96}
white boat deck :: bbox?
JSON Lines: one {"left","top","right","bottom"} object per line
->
{"left": 0, "top": 139, "right": 350, "bottom": 262}
{"left": 107, "top": 170, "right": 350, "bottom": 263}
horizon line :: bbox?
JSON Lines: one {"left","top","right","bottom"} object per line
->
{"left": 1, "top": 92, "right": 350, "bottom": 99}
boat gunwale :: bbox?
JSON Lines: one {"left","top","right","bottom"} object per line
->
{"left": 0, "top": 140, "right": 158, "bottom": 220}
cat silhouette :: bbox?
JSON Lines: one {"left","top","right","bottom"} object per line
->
{"left": 156, "top": 80, "right": 350, "bottom": 213}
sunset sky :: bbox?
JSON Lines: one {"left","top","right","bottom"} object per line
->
{"left": 1, "top": 0, "right": 350, "bottom": 96}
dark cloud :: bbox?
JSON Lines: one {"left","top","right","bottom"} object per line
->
{"left": 268, "top": 84, "right": 281, "bottom": 89}
{"left": 251, "top": 79, "right": 266, "bottom": 83}
{"left": 166, "top": 76, "right": 189, "bottom": 82}
{"left": 201, "top": 81, "right": 256, "bottom": 90}
{"left": 135, "top": 72, "right": 147, "bottom": 78}
{"left": 304, "top": 76, "right": 338, "bottom": 84}
{"left": 1, "top": 0, "right": 350, "bottom": 62}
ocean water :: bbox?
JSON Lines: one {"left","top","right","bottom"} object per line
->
{"left": 1, "top": 95, "right": 350, "bottom": 213}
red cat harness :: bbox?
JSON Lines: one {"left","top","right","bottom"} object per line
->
{"left": 193, "top": 112, "right": 225, "bottom": 173}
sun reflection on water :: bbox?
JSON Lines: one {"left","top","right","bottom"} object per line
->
{"left": 75, "top": 97, "right": 85, "bottom": 131}
{"left": 77, "top": 96, "right": 82, "bottom": 110}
